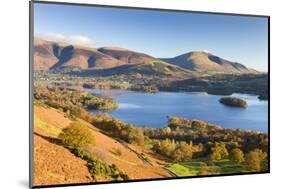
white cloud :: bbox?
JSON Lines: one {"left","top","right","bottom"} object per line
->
{"left": 36, "top": 32, "right": 96, "bottom": 46}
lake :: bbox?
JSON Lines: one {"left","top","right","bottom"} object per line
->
{"left": 86, "top": 89, "right": 268, "bottom": 132}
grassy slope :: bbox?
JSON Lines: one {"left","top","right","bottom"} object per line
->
{"left": 74, "top": 60, "right": 196, "bottom": 79}
{"left": 33, "top": 107, "right": 93, "bottom": 186}
{"left": 33, "top": 105, "right": 171, "bottom": 186}
{"left": 165, "top": 159, "right": 249, "bottom": 177}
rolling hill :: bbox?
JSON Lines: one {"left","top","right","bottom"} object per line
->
{"left": 34, "top": 38, "right": 125, "bottom": 71}
{"left": 34, "top": 38, "right": 196, "bottom": 78}
{"left": 34, "top": 38, "right": 260, "bottom": 77}
{"left": 162, "top": 51, "right": 259, "bottom": 75}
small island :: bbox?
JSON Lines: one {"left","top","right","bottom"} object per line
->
{"left": 219, "top": 97, "right": 248, "bottom": 108}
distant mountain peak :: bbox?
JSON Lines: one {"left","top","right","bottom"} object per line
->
{"left": 162, "top": 51, "right": 259, "bottom": 74}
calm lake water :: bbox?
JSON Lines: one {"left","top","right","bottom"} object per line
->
{"left": 86, "top": 89, "right": 268, "bottom": 132}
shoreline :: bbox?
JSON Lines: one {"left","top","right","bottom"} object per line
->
{"left": 85, "top": 91, "right": 268, "bottom": 134}
{"left": 88, "top": 110, "right": 268, "bottom": 135}
{"left": 84, "top": 87, "right": 269, "bottom": 101}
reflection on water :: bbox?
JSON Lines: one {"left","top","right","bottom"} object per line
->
{"left": 119, "top": 103, "right": 141, "bottom": 109}
{"left": 86, "top": 89, "right": 268, "bottom": 132}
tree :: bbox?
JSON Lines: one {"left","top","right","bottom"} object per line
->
{"left": 171, "top": 143, "right": 193, "bottom": 161}
{"left": 108, "top": 118, "right": 124, "bottom": 134}
{"left": 210, "top": 149, "right": 222, "bottom": 161}
{"left": 245, "top": 149, "right": 267, "bottom": 172}
{"left": 59, "top": 121, "right": 95, "bottom": 148}
{"left": 245, "top": 151, "right": 261, "bottom": 171}
{"left": 210, "top": 142, "right": 229, "bottom": 161}
{"left": 130, "top": 128, "right": 145, "bottom": 145}
{"left": 161, "top": 139, "right": 176, "bottom": 157}
{"left": 152, "top": 139, "right": 176, "bottom": 157}
{"left": 229, "top": 148, "right": 244, "bottom": 163}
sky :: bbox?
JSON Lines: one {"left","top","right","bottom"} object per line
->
{"left": 34, "top": 2, "right": 268, "bottom": 71}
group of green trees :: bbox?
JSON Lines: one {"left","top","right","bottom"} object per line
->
{"left": 168, "top": 117, "right": 222, "bottom": 130}
{"left": 80, "top": 94, "right": 118, "bottom": 110}
{"left": 152, "top": 138, "right": 267, "bottom": 171}
{"left": 152, "top": 139, "right": 193, "bottom": 161}
{"left": 144, "top": 117, "right": 268, "bottom": 172}
{"left": 34, "top": 86, "right": 117, "bottom": 113}
{"left": 143, "top": 117, "right": 268, "bottom": 154}
{"left": 90, "top": 114, "right": 145, "bottom": 145}
{"left": 130, "top": 85, "right": 159, "bottom": 93}
{"left": 83, "top": 81, "right": 130, "bottom": 90}
{"left": 207, "top": 142, "right": 267, "bottom": 172}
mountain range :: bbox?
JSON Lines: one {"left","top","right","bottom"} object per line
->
{"left": 34, "top": 38, "right": 259, "bottom": 77}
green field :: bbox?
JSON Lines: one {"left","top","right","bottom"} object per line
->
{"left": 166, "top": 159, "right": 250, "bottom": 177}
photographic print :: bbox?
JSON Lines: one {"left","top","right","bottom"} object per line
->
{"left": 30, "top": 1, "right": 269, "bottom": 188}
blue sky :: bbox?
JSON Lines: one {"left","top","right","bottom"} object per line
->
{"left": 34, "top": 3, "right": 268, "bottom": 71}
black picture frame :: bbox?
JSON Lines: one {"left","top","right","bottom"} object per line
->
{"left": 29, "top": 1, "right": 270, "bottom": 188}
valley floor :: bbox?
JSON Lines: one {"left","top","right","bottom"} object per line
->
{"left": 166, "top": 159, "right": 249, "bottom": 177}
